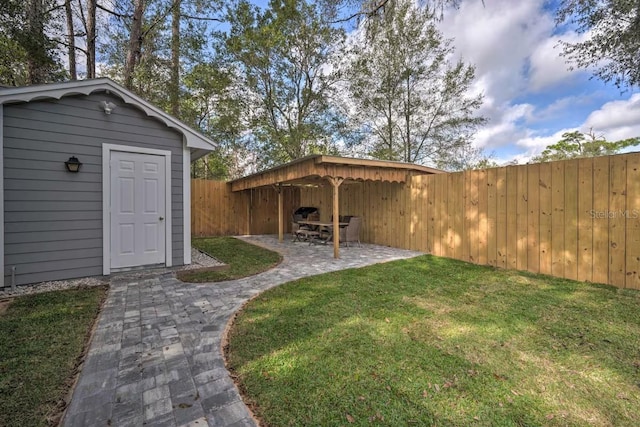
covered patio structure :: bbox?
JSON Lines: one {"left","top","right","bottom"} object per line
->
{"left": 229, "top": 155, "right": 440, "bottom": 258}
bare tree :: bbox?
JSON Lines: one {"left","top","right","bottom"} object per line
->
{"left": 170, "top": 0, "right": 181, "bottom": 116}
{"left": 64, "top": 0, "right": 77, "bottom": 79}
{"left": 124, "top": 0, "right": 145, "bottom": 89}
{"left": 86, "top": 0, "right": 96, "bottom": 78}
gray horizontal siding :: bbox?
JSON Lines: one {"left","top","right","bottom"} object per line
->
{"left": 5, "top": 247, "right": 103, "bottom": 265}
{"left": 7, "top": 248, "right": 102, "bottom": 273}
{"left": 5, "top": 229, "right": 102, "bottom": 244}
{"left": 5, "top": 201, "right": 102, "bottom": 212}
{"left": 4, "top": 92, "right": 185, "bottom": 286}
{"left": 14, "top": 267, "right": 106, "bottom": 287}
{"left": 6, "top": 211, "right": 102, "bottom": 222}
{"left": 8, "top": 238, "right": 102, "bottom": 255}
{"left": 6, "top": 219, "right": 101, "bottom": 232}
{"left": 5, "top": 179, "right": 101, "bottom": 192}
{"left": 5, "top": 190, "right": 102, "bottom": 201}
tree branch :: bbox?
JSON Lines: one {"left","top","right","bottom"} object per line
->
{"left": 96, "top": 3, "right": 132, "bottom": 19}
{"left": 330, "top": 0, "right": 390, "bottom": 24}
{"left": 180, "top": 14, "right": 223, "bottom": 22}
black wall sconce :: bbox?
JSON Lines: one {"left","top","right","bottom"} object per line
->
{"left": 65, "top": 156, "right": 82, "bottom": 173}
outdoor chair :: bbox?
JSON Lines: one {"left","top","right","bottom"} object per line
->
{"left": 293, "top": 211, "right": 322, "bottom": 242}
{"left": 339, "top": 216, "right": 362, "bottom": 247}
{"left": 295, "top": 228, "right": 321, "bottom": 242}
{"left": 292, "top": 215, "right": 303, "bottom": 241}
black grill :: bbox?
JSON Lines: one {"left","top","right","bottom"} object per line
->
{"left": 292, "top": 206, "right": 319, "bottom": 223}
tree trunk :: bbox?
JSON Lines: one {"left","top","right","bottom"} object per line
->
{"left": 124, "top": 0, "right": 146, "bottom": 89}
{"left": 26, "top": 0, "right": 45, "bottom": 84}
{"left": 65, "top": 0, "right": 77, "bottom": 80}
{"left": 86, "top": 0, "right": 96, "bottom": 78}
{"left": 170, "top": 0, "right": 181, "bottom": 116}
{"left": 404, "top": 75, "right": 410, "bottom": 162}
{"left": 387, "top": 96, "right": 393, "bottom": 159}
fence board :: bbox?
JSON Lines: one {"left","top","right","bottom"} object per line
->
{"left": 592, "top": 156, "right": 609, "bottom": 284}
{"left": 496, "top": 167, "right": 507, "bottom": 268}
{"left": 564, "top": 160, "right": 579, "bottom": 280}
{"left": 577, "top": 158, "right": 594, "bottom": 283}
{"left": 446, "top": 174, "right": 456, "bottom": 256}
{"left": 609, "top": 155, "right": 627, "bottom": 286}
{"left": 427, "top": 176, "right": 435, "bottom": 253}
{"left": 469, "top": 170, "right": 479, "bottom": 263}
{"left": 452, "top": 173, "right": 464, "bottom": 260}
{"left": 625, "top": 153, "right": 640, "bottom": 289}
{"left": 551, "top": 161, "right": 565, "bottom": 278}
{"left": 462, "top": 172, "right": 470, "bottom": 261}
{"left": 437, "top": 174, "right": 447, "bottom": 257}
{"left": 421, "top": 177, "right": 429, "bottom": 252}
{"left": 409, "top": 179, "right": 418, "bottom": 250}
{"left": 478, "top": 169, "right": 488, "bottom": 265}
{"left": 487, "top": 168, "right": 497, "bottom": 266}
{"left": 539, "top": 162, "right": 552, "bottom": 275}
{"left": 527, "top": 163, "right": 540, "bottom": 273}
{"left": 405, "top": 181, "right": 413, "bottom": 250}
{"left": 516, "top": 166, "right": 528, "bottom": 271}
{"left": 506, "top": 166, "right": 518, "bottom": 269}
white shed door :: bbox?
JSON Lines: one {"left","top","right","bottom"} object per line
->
{"left": 110, "top": 151, "right": 166, "bottom": 269}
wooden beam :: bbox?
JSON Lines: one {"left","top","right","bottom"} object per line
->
{"left": 275, "top": 184, "right": 284, "bottom": 242}
{"left": 316, "top": 155, "right": 442, "bottom": 174}
{"left": 328, "top": 177, "right": 344, "bottom": 258}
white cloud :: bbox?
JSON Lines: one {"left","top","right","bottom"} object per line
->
{"left": 528, "top": 31, "right": 587, "bottom": 91}
{"left": 440, "top": 0, "right": 640, "bottom": 162}
{"left": 473, "top": 103, "right": 535, "bottom": 149}
{"left": 516, "top": 129, "right": 573, "bottom": 150}
{"left": 584, "top": 94, "right": 640, "bottom": 136}
{"left": 511, "top": 93, "right": 640, "bottom": 158}
{"left": 439, "top": 0, "right": 580, "bottom": 159}
{"left": 440, "top": 0, "right": 552, "bottom": 103}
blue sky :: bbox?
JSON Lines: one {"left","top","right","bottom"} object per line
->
{"left": 438, "top": 0, "right": 640, "bottom": 163}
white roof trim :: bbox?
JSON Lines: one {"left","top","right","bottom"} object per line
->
{"left": 0, "top": 78, "right": 217, "bottom": 153}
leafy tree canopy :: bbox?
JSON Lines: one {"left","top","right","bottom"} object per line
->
{"left": 218, "top": 0, "right": 346, "bottom": 170}
{"left": 557, "top": 0, "right": 640, "bottom": 89}
{"left": 342, "top": 0, "right": 485, "bottom": 170}
{"left": 532, "top": 130, "right": 640, "bottom": 163}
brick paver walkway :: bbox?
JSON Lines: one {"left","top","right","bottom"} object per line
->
{"left": 63, "top": 235, "right": 422, "bottom": 427}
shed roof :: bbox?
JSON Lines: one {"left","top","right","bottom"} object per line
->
{"left": 229, "top": 155, "right": 442, "bottom": 191}
{"left": 0, "top": 78, "right": 216, "bottom": 161}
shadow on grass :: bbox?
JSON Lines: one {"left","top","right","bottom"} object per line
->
{"left": 227, "top": 255, "right": 640, "bottom": 426}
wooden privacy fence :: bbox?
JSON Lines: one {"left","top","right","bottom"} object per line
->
{"left": 192, "top": 152, "right": 640, "bottom": 289}
{"left": 191, "top": 179, "right": 299, "bottom": 237}
{"left": 412, "top": 153, "right": 639, "bottom": 290}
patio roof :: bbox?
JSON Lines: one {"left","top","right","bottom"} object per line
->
{"left": 229, "top": 155, "right": 442, "bottom": 259}
{"left": 229, "top": 155, "right": 441, "bottom": 192}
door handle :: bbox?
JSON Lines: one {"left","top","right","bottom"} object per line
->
{"left": 159, "top": 216, "right": 164, "bottom": 221}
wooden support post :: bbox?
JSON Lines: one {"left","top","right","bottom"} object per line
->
{"left": 328, "top": 177, "right": 344, "bottom": 258}
{"left": 274, "top": 184, "right": 284, "bottom": 242}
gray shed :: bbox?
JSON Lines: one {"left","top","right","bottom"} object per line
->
{"left": 0, "top": 78, "right": 216, "bottom": 287}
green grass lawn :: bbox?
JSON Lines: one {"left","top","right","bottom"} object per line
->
{"left": 0, "top": 286, "right": 107, "bottom": 427}
{"left": 226, "top": 255, "right": 640, "bottom": 426}
{"left": 178, "top": 237, "right": 282, "bottom": 282}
